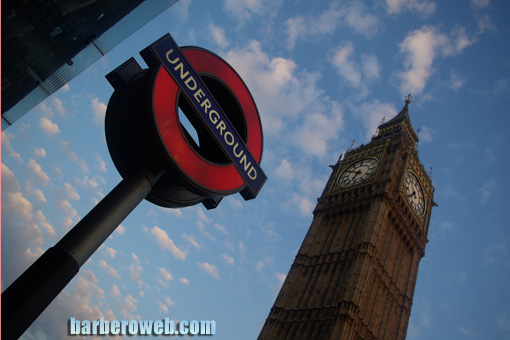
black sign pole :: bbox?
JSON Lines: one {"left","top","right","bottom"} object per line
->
{"left": 2, "top": 169, "right": 163, "bottom": 339}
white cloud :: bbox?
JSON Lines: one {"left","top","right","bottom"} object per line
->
{"left": 127, "top": 253, "right": 148, "bottom": 289}
{"left": 2, "top": 133, "right": 23, "bottom": 164}
{"left": 39, "top": 117, "right": 60, "bottom": 136}
{"left": 407, "top": 320, "right": 421, "bottom": 339}
{"left": 157, "top": 267, "right": 174, "bottom": 288}
{"left": 25, "top": 247, "right": 44, "bottom": 263}
{"left": 197, "top": 208, "right": 212, "bottom": 224}
{"left": 475, "top": 12, "right": 496, "bottom": 35}
{"left": 209, "top": 23, "right": 229, "bottom": 48}
{"left": 31, "top": 188, "right": 47, "bottom": 203}
{"left": 436, "top": 221, "right": 455, "bottom": 238}
{"left": 450, "top": 26, "right": 474, "bottom": 54}
{"left": 1, "top": 163, "right": 58, "bottom": 285}
{"left": 419, "top": 126, "right": 434, "bottom": 143}
{"left": 104, "top": 247, "right": 117, "bottom": 258}
{"left": 471, "top": 0, "right": 490, "bottom": 8}
{"left": 331, "top": 42, "right": 361, "bottom": 88}
{"left": 291, "top": 193, "right": 315, "bottom": 217}
{"left": 165, "top": 297, "right": 174, "bottom": 307}
{"left": 75, "top": 174, "right": 102, "bottom": 191}
{"left": 285, "top": 16, "right": 306, "bottom": 51}
{"left": 228, "top": 197, "right": 243, "bottom": 209}
{"left": 398, "top": 26, "right": 474, "bottom": 94}
{"left": 492, "top": 78, "right": 510, "bottom": 97}
{"left": 28, "top": 270, "right": 107, "bottom": 338}
{"left": 221, "top": 254, "right": 235, "bottom": 265}
{"left": 291, "top": 109, "right": 344, "bottom": 156}
{"left": 115, "top": 224, "right": 126, "bottom": 236}
{"left": 398, "top": 27, "right": 444, "bottom": 94}
{"left": 226, "top": 41, "right": 297, "bottom": 133}
{"left": 225, "top": 40, "right": 344, "bottom": 159}
{"left": 157, "top": 297, "right": 175, "bottom": 313}
{"left": 157, "top": 301, "right": 169, "bottom": 313}
{"left": 172, "top": 0, "right": 191, "bottom": 20}
{"left": 146, "top": 226, "right": 187, "bottom": 260}
{"left": 64, "top": 182, "right": 80, "bottom": 201}
{"left": 3, "top": 163, "right": 23, "bottom": 197}
{"left": 274, "top": 159, "right": 294, "bottom": 180}
{"left": 342, "top": 2, "right": 379, "bottom": 38}
{"left": 484, "top": 146, "right": 496, "bottom": 163}
{"left": 179, "top": 278, "right": 190, "bottom": 285}
{"left": 361, "top": 54, "right": 381, "bottom": 80}
{"left": 483, "top": 241, "right": 508, "bottom": 267}
{"left": 330, "top": 43, "right": 380, "bottom": 98}
{"left": 496, "top": 313, "right": 510, "bottom": 332}
{"left": 447, "top": 271, "right": 467, "bottom": 285}
{"left": 226, "top": 40, "right": 338, "bottom": 137}
{"left": 182, "top": 233, "right": 202, "bottom": 250}
{"left": 478, "top": 178, "right": 497, "bottom": 204}
{"left": 261, "top": 222, "right": 279, "bottom": 241}
{"left": 448, "top": 72, "right": 466, "bottom": 91}
{"left": 91, "top": 97, "right": 107, "bottom": 125}
{"left": 117, "top": 294, "right": 138, "bottom": 319}
{"left": 52, "top": 97, "right": 66, "bottom": 116}
{"left": 213, "top": 223, "right": 230, "bottom": 235}
{"left": 197, "top": 220, "right": 216, "bottom": 242}
{"left": 458, "top": 326, "right": 476, "bottom": 337}
{"left": 27, "top": 159, "right": 49, "bottom": 186}
{"left": 128, "top": 260, "right": 145, "bottom": 288}
{"left": 386, "top": 0, "right": 436, "bottom": 16}
{"left": 95, "top": 154, "right": 107, "bottom": 172}
{"left": 32, "top": 147, "right": 46, "bottom": 158}
{"left": 239, "top": 241, "right": 247, "bottom": 255}
{"left": 275, "top": 272, "right": 286, "bottom": 289}
{"left": 416, "top": 298, "right": 433, "bottom": 328}
{"left": 223, "top": 0, "right": 283, "bottom": 21}
{"left": 57, "top": 199, "right": 78, "bottom": 229}
{"left": 285, "top": 1, "right": 378, "bottom": 49}
{"left": 351, "top": 100, "right": 398, "bottom": 141}
{"left": 99, "top": 259, "right": 121, "bottom": 279}
{"left": 256, "top": 255, "right": 274, "bottom": 273}
{"left": 59, "top": 140, "right": 89, "bottom": 173}
{"left": 162, "top": 207, "right": 183, "bottom": 217}
{"left": 197, "top": 261, "right": 220, "bottom": 279}
{"left": 110, "top": 284, "right": 121, "bottom": 297}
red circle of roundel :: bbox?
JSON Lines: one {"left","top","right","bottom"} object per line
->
{"left": 152, "top": 47, "right": 263, "bottom": 193}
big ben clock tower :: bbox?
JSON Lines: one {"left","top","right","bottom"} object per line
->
{"left": 258, "top": 95, "right": 435, "bottom": 340}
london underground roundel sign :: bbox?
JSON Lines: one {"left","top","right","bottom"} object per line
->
{"left": 105, "top": 34, "right": 267, "bottom": 209}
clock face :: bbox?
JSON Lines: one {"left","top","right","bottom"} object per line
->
{"left": 404, "top": 171, "right": 425, "bottom": 215}
{"left": 338, "top": 158, "right": 378, "bottom": 188}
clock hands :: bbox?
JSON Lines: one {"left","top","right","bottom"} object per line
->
{"left": 405, "top": 171, "right": 425, "bottom": 215}
{"left": 344, "top": 169, "right": 362, "bottom": 175}
{"left": 351, "top": 170, "right": 362, "bottom": 179}
{"left": 343, "top": 169, "right": 362, "bottom": 180}
{"left": 337, "top": 158, "right": 378, "bottom": 188}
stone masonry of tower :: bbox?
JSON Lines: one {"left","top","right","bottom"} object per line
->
{"left": 258, "top": 98, "right": 435, "bottom": 340}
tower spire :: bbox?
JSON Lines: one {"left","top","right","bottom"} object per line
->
{"left": 396, "top": 93, "right": 412, "bottom": 118}
{"left": 405, "top": 93, "right": 413, "bottom": 106}
{"left": 370, "top": 94, "right": 418, "bottom": 148}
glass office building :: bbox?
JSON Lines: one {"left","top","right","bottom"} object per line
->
{"left": 2, "top": 0, "right": 179, "bottom": 130}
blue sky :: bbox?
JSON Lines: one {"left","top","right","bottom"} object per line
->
{"left": 2, "top": 0, "right": 510, "bottom": 339}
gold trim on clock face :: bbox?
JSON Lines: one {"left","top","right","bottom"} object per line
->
{"left": 404, "top": 171, "right": 425, "bottom": 215}
{"left": 337, "top": 158, "right": 378, "bottom": 188}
